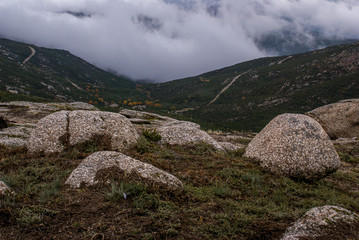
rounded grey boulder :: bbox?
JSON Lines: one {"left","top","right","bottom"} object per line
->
{"left": 158, "top": 121, "right": 225, "bottom": 151}
{"left": 65, "top": 151, "right": 183, "bottom": 192}
{"left": 307, "top": 99, "right": 359, "bottom": 139}
{"left": 244, "top": 113, "right": 340, "bottom": 180}
{"left": 281, "top": 205, "right": 359, "bottom": 240}
{"left": 27, "top": 110, "right": 139, "bottom": 154}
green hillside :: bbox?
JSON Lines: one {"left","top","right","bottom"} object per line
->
{"left": 0, "top": 38, "right": 145, "bottom": 105}
{"left": 148, "top": 42, "right": 359, "bottom": 131}
{"left": 1, "top": 38, "right": 358, "bottom": 131}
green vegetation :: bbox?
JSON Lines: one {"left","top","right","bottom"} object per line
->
{"left": 1, "top": 38, "right": 359, "bottom": 132}
{"left": 1, "top": 140, "right": 358, "bottom": 239}
{"left": 0, "top": 38, "right": 146, "bottom": 107}
{"left": 148, "top": 41, "right": 359, "bottom": 131}
{"left": 142, "top": 128, "right": 162, "bottom": 142}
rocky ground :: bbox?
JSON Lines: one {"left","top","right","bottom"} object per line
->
{"left": 0, "top": 101, "right": 358, "bottom": 239}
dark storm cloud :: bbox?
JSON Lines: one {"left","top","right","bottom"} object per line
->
{"left": 0, "top": 0, "right": 358, "bottom": 82}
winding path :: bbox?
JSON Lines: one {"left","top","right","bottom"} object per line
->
{"left": 208, "top": 71, "right": 250, "bottom": 105}
{"left": 22, "top": 46, "right": 36, "bottom": 65}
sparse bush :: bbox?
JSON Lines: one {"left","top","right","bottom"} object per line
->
{"left": 339, "top": 152, "right": 359, "bottom": 164}
{"left": 142, "top": 128, "right": 162, "bottom": 142}
{"left": 134, "top": 193, "right": 159, "bottom": 211}
{"left": 136, "top": 136, "right": 151, "bottom": 154}
{"left": 105, "top": 181, "right": 146, "bottom": 202}
{"left": 38, "top": 178, "right": 62, "bottom": 203}
{"left": 16, "top": 207, "right": 57, "bottom": 227}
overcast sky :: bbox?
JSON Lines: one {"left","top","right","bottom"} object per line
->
{"left": 0, "top": 0, "right": 358, "bottom": 82}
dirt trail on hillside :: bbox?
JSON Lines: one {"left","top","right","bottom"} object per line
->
{"left": 22, "top": 46, "right": 36, "bottom": 64}
{"left": 208, "top": 71, "right": 250, "bottom": 105}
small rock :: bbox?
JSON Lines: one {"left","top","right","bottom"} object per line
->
{"left": 65, "top": 151, "right": 183, "bottom": 192}
{"left": 281, "top": 205, "right": 359, "bottom": 240}
{"left": 0, "top": 181, "right": 12, "bottom": 195}
{"left": 158, "top": 121, "right": 225, "bottom": 151}
{"left": 244, "top": 113, "right": 340, "bottom": 180}
{"left": 307, "top": 99, "right": 359, "bottom": 139}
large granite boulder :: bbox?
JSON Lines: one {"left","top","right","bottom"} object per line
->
{"left": 27, "top": 111, "right": 69, "bottom": 153}
{"left": 158, "top": 121, "right": 225, "bottom": 151}
{"left": 65, "top": 151, "right": 183, "bottom": 192}
{"left": 281, "top": 205, "right": 359, "bottom": 240}
{"left": 244, "top": 114, "right": 340, "bottom": 180}
{"left": 27, "top": 110, "right": 138, "bottom": 154}
{"left": 307, "top": 99, "right": 359, "bottom": 139}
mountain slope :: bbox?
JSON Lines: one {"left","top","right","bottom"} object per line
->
{"left": 0, "top": 38, "right": 144, "bottom": 104}
{"left": 148, "top": 41, "right": 359, "bottom": 131}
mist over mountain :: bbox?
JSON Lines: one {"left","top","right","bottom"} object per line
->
{"left": 0, "top": 0, "right": 358, "bottom": 82}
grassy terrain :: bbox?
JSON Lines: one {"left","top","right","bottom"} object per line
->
{"left": 148, "top": 41, "right": 359, "bottom": 131}
{"left": 1, "top": 135, "right": 358, "bottom": 239}
{"left": 0, "top": 38, "right": 146, "bottom": 106}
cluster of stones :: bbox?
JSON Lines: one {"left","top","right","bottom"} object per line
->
{"left": 1, "top": 99, "right": 359, "bottom": 237}
{"left": 0, "top": 102, "right": 245, "bottom": 194}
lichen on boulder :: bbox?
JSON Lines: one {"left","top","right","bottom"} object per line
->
{"left": 307, "top": 99, "right": 359, "bottom": 139}
{"left": 27, "top": 110, "right": 139, "bottom": 154}
{"left": 281, "top": 205, "right": 359, "bottom": 240}
{"left": 158, "top": 121, "right": 225, "bottom": 151}
{"left": 65, "top": 151, "right": 183, "bottom": 192}
{"left": 244, "top": 113, "right": 340, "bottom": 180}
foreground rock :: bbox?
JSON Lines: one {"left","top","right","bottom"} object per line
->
{"left": 158, "top": 121, "right": 225, "bottom": 151}
{"left": 307, "top": 99, "right": 359, "bottom": 139}
{"left": 27, "top": 110, "right": 138, "bottom": 154}
{"left": 281, "top": 205, "right": 359, "bottom": 240}
{"left": 244, "top": 114, "right": 340, "bottom": 180}
{"left": 65, "top": 151, "right": 183, "bottom": 192}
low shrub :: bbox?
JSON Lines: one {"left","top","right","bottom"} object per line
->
{"left": 142, "top": 129, "right": 162, "bottom": 142}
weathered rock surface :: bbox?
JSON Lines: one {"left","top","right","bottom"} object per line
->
{"left": 68, "top": 110, "right": 139, "bottom": 150}
{"left": 0, "top": 136, "right": 28, "bottom": 148}
{"left": 158, "top": 121, "right": 225, "bottom": 151}
{"left": 281, "top": 205, "right": 359, "bottom": 240}
{"left": 65, "top": 151, "right": 183, "bottom": 192}
{"left": 0, "top": 181, "right": 12, "bottom": 195}
{"left": 307, "top": 99, "right": 359, "bottom": 139}
{"left": 0, "top": 101, "right": 98, "bottom": 124}
{"left": 27, "top": 110, "right": 138, "bottom": 154}
{"left": 119, "top": 109, "right": 176, "bottom": 131}
{"left": 0, "top": 101, "right": 99, "bottom": 148}
{"left": 119, "top": 109, "right": 174, "bottom": 122}
{"left": 244, "top": 114, "right": 340, "bottom": 180}
{"left": 27, "top": 111, "right": 69, "bottom": 153}
{"left": 0, "top": 125, "right": 32, "bottom": 147}
{"left": 217, "top": 142, "right": 242, "bottom": 151}
{"left": 0, "top": 116, "right": 7, "bottom": 129}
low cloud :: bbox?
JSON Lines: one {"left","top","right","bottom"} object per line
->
{"left": 0, "top": 0, "right": 358, "bottom": 82}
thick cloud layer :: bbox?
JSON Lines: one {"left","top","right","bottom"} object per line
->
{"left": 0, "top": 0, "right": 358, "bottom": 82}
